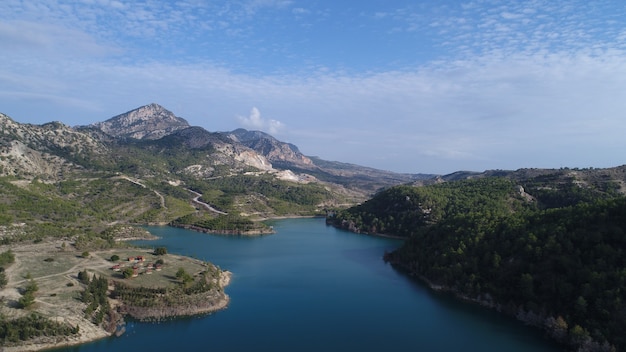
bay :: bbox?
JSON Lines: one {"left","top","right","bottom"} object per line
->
{"left": 56, "top": 217, "right": 560, "bottom": 352}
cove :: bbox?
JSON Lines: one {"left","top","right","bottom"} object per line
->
{"left": 55, "top": 217, "right": 560, "bottom": 352}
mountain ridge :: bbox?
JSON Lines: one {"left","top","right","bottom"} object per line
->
{"left": 89, "top": 103, "right": 190, "bottom": 140}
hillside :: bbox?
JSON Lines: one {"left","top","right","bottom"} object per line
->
{"left": 1, "top": 104, "right": 431, "bottom": 244}
{"left": 0, "top": 104, "right": 435, "bottom": 350}
{"left": 328, "top": 168, "right": 626, "bottom": 351}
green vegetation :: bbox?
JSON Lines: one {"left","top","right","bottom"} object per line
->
{"left": 77, "top": 269, "right": 90, "bottom": 285}
{"left": 331, "top": 176, "right": 626, "bottom": 351}
{"left": 153, "top": 247, "right": 167, "bottom": 255}
{"left": 187, "top": 173, "right": 334, "bottom": 216}
{"left": 171, "top": 213, "right": 271, "bottom": 234}
{"left": 0, "top": 313, "right": 79, "bottom": 344}
{"left": 111, "top": 263, "right": 222, "bottom": 309}
{"left": 0, "top": 250, "right": 15, "bottom": 267}
{"left": 18, "top": 279, "right": 39, "bottom": 309}
{"left": 329, "top": 178, "right": 519, "bottom": 237}
{"left": 80, "top": 274, "right": 112, "bottom": 325}
{"left": 0, "top": 250, "right": 14, "bottom": 289}
{"left": 122, "top": 267, "right": 134, "bottom": 279}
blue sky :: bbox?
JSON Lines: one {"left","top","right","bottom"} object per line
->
{"left": 1, "top": 0, "right": 626, "bottom": 174}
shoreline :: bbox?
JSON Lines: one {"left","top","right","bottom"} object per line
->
{"left": 2, "top": 271, "right": 232, "bottom": 352}
{"left": 0, "top": 239, "right": 232, "bottom": 352}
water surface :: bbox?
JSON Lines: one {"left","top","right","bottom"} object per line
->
{"left": 58, "top": 218, "right": 560, "bottom": 352}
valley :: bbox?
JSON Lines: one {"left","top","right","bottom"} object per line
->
{"left": 1, "top": 104, "right": 625, "bottom": 351}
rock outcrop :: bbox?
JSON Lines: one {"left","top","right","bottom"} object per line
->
{"left": 90, "top": 103, "right": 190, "bottom": 140}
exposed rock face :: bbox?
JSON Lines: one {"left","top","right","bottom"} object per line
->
{"left": 0, "top": 113, "right": 108, "bottom": 179}
{"left": 90, "top": 103, "right": 190, "bottom": 140}
{"left": 226, "top": 128, "right": 313, "bottom": 168}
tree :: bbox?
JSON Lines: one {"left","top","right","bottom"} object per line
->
{"left": 0, "top": 272, "right": 7, "bottom": 288}
{"left": 82, "top": 251, "right": 90, "bottom": 258}
{"left": 176, "top": 267, "right": 192, "bottom": 285}
{"left": 122, "top": 267, "right": 134, "bottom": 279}
{"left": 154, "top": 247, "right": 167, "bottom": 255}
{"left": 24, "top": 279, "right": 38, "bottom": 294}
{"left": 18, "top": 292, "right": 35, "bottom": 309}
{"left": 77, "top": 269, "right": 90, "bottom": 284}
{"left": 110, "top": 254, "right": 120, "bottom": 262}
{"left": 18, "top": 279, "right": 38, "bottom": 309}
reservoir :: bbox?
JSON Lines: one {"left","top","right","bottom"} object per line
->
{"left": 57, "top": 217, "right": 560, "bottom": 352}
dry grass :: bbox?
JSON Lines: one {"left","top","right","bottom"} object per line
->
{"left": 0, "top": 239, "right": 216, "bottom": 351}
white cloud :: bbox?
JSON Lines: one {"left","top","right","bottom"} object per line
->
{"left": 0, "top": 20, "right": 117, "bottom": 57}
{"left": 237, "top": 107, "right": 285, "bottom": 135}
{"left": 1, "top": 0, "right": 626, "bottom": 174}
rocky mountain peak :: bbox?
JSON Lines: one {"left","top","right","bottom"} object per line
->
{"left": 91, "top": 103, "right": 190, "bottom": 140}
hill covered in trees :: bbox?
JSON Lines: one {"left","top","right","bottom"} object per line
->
{"left": 328, "top": 168, "right": 626, "bottom": 351}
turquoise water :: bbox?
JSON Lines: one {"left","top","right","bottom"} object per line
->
{"left": 56, "top": 218, "right": 560, "bottom": 352}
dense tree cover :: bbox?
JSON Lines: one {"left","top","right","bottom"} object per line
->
{"left": 171, "top": 213, "right": 271, "bottom": 234}
{"left": 329, "top": 178, "right": 522, "bottom": 238}
{"left": 79, "top": 273, "right": 112, "bottom": 325}
{"left": 110, "top": 282, "right": 166, "bottom": 308}
{"left": 332, "top": 177, "right": 626, "bottom": 351}
{"left": 0, "top": 313, "right": 79, "bottom": 344}
{"left": 106, "top": 137, "right": 217, "bottom": 175}
{"left": 111, "top": 264, "right": 221, "bottom": 308}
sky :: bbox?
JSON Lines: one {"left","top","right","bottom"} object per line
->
{"left": 1, "top": 0, "right": 626, "bottom": 175}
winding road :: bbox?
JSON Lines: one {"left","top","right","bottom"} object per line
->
{"left": 187, "top": 189, "right": 228, "bottom": 215}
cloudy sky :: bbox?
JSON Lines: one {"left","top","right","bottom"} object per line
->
{"left": 1, "top": 0, "right": 625, "bottom": 174}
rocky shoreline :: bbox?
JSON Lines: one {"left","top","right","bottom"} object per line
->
{"left": 2, "top": 271, "right": 231, "bottom": 352}
{"left": 119, "top": 271, "right": 232, "bottom": 322}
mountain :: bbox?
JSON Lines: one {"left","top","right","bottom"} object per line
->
{"left": 1, "top": 104, "right": 434, "bottom": 229}
{"left": 0, "top": 113, "right": 109, "bottom": 178}
{"left": 225, "top": 128, "right": 433, "bottom": 193}
{"left": 85, "top": 104, "right": 427, "bottom": 194}
{"left": 89, "top": 103, "right": 190, "bottom": 140}
{"left": 226, "top": 128, "right": 313, "bottom": 168}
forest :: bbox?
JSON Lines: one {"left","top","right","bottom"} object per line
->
{"left": 329, "top": 175, "right": 625, "bottom": 351}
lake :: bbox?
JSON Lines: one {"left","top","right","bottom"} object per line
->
{"left": 56, "top": 217, "right": 560, "bottom": 352}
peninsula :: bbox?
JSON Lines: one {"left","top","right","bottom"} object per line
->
{"left": 0, "top": 232, "right": 231, "bottom": 352}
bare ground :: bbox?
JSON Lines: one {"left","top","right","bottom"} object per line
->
{"left": 0, "top": 239, "right": 230, "bottom": 352}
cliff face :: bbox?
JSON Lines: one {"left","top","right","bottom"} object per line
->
{"left": 226, "top": 128, "right": 313, "bottom": 168}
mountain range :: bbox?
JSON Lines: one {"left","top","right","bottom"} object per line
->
{"left": 1, "top": 103, "right": 431, "bottom": 197}
{"left": 2, "top": 103, "right": 625, "bottom": 351}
